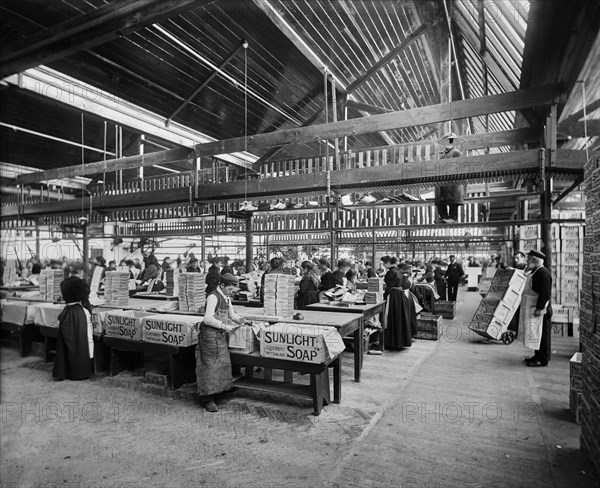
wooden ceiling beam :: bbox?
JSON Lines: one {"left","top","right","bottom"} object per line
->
{"left": 0, "top": 0, "right": 206, "bottom": 78}
{"left": 197, "top": 85, "right": 565, "bottom": 157}
{"left": 17, "top": 148, "right": 193, "bottom": 185}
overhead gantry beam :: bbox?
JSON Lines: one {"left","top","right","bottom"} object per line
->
{"left": 0, "top": 0, "right": 207, "bottom": 78}
{"left": 195, "top": 85, "right": 565, "bottom": 158}
{"left": 6, "top": 149, "right": 586, "bottom": 218}
{"left": 16, "top": 86, "right": 560, "bottom": 185}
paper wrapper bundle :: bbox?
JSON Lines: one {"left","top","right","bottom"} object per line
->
{"left": 229, "top": 322, "right": 266, "bottom": 353}
{"left": 32, "top": 303, "right": 65, "bottom": 328}
{"left": 260, "top": 322, "right": 345, "bottom": 364}
{"left": 105, "top": 310, "right": 153, "bottom": 341}
{"left": 0, "top": 300, "right": 29, "bottom": 325}
{"left": 141, "top": 313, "right": 200, "bottom": 347}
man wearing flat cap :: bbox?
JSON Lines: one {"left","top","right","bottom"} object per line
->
{"left": 520, "top": 250, "right": 553, "bottom": 367}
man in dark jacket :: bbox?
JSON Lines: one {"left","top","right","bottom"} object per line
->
{"left": 444, "top": 255, "right": 464, "bottom": 302}
{"left": 524, "top": 250, "right": 553, "bottom": 367}
{"left": 435, "top": 133, "right": 465, "bottom": 223}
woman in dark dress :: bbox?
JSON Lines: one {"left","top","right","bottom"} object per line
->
{"left": 381, "top": 255, "right": 402, "bottom": 300}
{"left": 196, "top": 273, "right": 245, "bottom": 412}
{"left": 384, "top": 264, "right": 418, "bottom": 350}
{"left": 317, "top": 258, "right": 334, "bottom": 292}
{"left": 296, "top": 261, "right": 320, "bottom": 309}
{"left": 53, "top": 264, "right": 93, "bottom": 380}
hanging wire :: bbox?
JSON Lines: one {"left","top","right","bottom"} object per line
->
{"left": 244, "top": 41, "right": 248, "bottom": 203}
{"left": 81, "top": 113, "right": 85, "bottom": 217}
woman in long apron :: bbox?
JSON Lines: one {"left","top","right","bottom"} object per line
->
{"left": 53, "top": 264, "right": 94, "bottom": 380}
{"left": 196, "top": 273, "right": 245, "bottom": 412}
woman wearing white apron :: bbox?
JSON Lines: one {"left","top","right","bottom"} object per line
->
{"left": 519, "top": 250, "right": 553, "bottom": 367}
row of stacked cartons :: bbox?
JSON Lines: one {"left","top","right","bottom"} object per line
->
{"left": 164, "top": 268, "right": 180, "bottom": 297}
{"left": 178, "top": 273, "right": 205, "bottom": 311}
{"left": 580, "top": 150, "right": 600, "bottom": 473}
{"left": 39, "top": 269, "right": 64, "bottom": 302}
{"left": 555, "top": 224, "right": 583, "bottom": 309}
{"left": 365, "top": 278, "right": 384, "bottom": 303}
{"left": 263, "top": 274, "right": 295, "bottom": 317}
{"left": 104, "top": 271, "right": 130, "bottom": 307}
{"left": 519, "top": 223, "right": 583, "bottom": 310}
{"left": 469, "top": 269, "right": 526, "bottom": 340}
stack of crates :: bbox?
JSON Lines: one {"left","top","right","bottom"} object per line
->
{"left": 469, "top": 269, "right": 526, "bottom": 340}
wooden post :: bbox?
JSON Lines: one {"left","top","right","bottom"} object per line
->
{"left": 541, "top": 104, "right": 557, "bottom": 270}
{"left": 35, "top": 224, "right": 40, "bottom": 259}
{"left": 245, "top": 214, "right": 253, "bottom": 273}
{"left": 82, "top": 222, "right": 89, "bottom": 280}
{"left": 371, "top": 229, "right": 376, "bottom": 267}
{"left": 139, "top": 134, "right": 145, "bottom": 182}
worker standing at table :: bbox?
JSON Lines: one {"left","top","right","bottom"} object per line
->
{"left": 53, "top": 264, "right": 93, "bottom": 381}
{"left": 196, "top": 273, "right": 245, "bottom": 412}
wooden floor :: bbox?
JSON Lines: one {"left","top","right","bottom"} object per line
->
{"left": 1, "top": 288, "right": 598, "bottom": 487}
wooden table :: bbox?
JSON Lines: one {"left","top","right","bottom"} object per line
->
{"left": 305, "top": 301, "right": 385, "bottom": 321}
{"left": 229, "top": 350, "right": 340, "bottom": 416}
{"left": 233, "top": 306, "right": 364, "bottom": 383}
{"left": 132, "top": 292, "right": 178, "bottom": 301}
{"left": 306, "top": 301, "right": 386, "bottom": 357}
{"left": 103, "top": 336, "right": 196, "bottom": 389}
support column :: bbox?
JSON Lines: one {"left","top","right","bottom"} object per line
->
{"left": 371, "top": 229, "right": 376, "bottom": 266}
{"left": 245, "top": 214, "right": 253, "bottom": 273}
{"left": 201, "top": 235, "right": 206, "bottom": 270}
{"left": 35, "top": 224, "right": 40, "bottom": 259}
{"left": 82, "top": 223, "right": 89, "bottom": 279}
{"left": 541, "top": 105, "right": 556, "bottom": 270}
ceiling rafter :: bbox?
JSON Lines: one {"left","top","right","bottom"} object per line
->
{"left": 0, "top": 0, "right": 207, "bottom": 78}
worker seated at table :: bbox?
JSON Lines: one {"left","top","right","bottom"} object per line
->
{"left": 296, "top": 260, "right": 320, "bottom": 310}
{"left": 53, "top": 263, "right": 94, "bottom": 381}
{"left": 196, "top": 273, "right": 245, "bottom": 413}
{"left": 135, "top": 264, "right": 164, "bottom": 292}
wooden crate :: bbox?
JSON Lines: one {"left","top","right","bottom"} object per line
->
{"left": 434, "top": 300, "right": 456, "bottom": 319}
{"left": 416, "top": 313, "right": 442, "bottom": 340}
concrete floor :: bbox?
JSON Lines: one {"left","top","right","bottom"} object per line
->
{"left": 1, "top": 289, "right": 599, "bottom": 488}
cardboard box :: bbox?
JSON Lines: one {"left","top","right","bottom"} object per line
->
{"left": 91, "top": 308, "right": 123, "bottom": 334}
{"left": 229, "top": 324, "right": 259, "bottom": 353}
{"left": 570, "top": 352, "right": 582, "bottom": 390}
{"left": 105, "top": 310, "right": 152, "bottom": 341}
{"left": 416, "top": 313, "right": 442, "bottom": 340}
{"left": 520, "top": 224, "right": 540, "bottom": 240}
{"left": 434, "top": 300, "right": 455, "bottom": 319}
{"left": 141, "top": 313, "right": 200, "bottom": 347}
{"left": 260, "top": 322, "right": 345, "bottom": 364}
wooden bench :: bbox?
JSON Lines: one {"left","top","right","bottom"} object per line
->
{"left": 229, "top": 351, "right": 341, "bottom": 416}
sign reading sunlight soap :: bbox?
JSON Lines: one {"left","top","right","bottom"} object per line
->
{"left": 260, "top": 323, "right": 345, "bottom": 363}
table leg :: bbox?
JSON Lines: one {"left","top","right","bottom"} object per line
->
{"left": 332, "top": 356, "right": 341, "bottom": 404}
{"left": 353, "top": 319, "right": 363, "bottom": 382}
